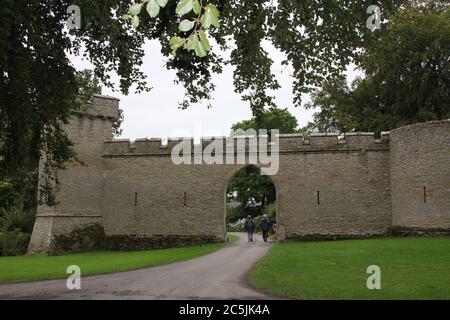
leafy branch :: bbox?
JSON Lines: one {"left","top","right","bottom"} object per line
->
{"left": 123, "top": 0, "right": 220, "bottom": 58}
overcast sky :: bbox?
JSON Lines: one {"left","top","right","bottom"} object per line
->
{"left": 71, "top": 40, "right": 361, "bottom": 141}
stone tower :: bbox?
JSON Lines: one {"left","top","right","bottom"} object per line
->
{"left": 28, "top": 95, "right": 119, "bottom": 254}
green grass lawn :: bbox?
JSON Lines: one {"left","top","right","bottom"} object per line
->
{"left": 0, "top": 242, "right": 224, "bottom": 284}
{"left": 250, "top": 237, "right": 450, "bottom": 300}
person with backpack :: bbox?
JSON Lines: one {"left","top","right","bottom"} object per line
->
{"left": 260, "top": 214, "right": 271, "bottom": 242}
{"left": 244, "top": 215, "right": 256, "bottom": 242}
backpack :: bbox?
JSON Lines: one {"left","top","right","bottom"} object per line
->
{"left": 261, "top": 218, "right": 270, "bottom": 231}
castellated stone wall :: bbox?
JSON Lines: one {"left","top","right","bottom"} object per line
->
{"left": 27, "top": 95, "right": 450, "bottom": 254}
{"left": 390, "top": 120, "right": 450, "bottom": 234}
{"left": 101, "top": 133, "right": 392, "bottom": 242}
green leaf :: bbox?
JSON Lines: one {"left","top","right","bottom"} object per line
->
{"left": 156, "top": 0, "right": 168, "bottom": 7}
{"left": 129, "top": 3, "right": 143, "bottom": 15}
{"left": 194, "top": 39, "right": 207, "bottom": 57}
{"left": 185, "top": 34, "right": 198, "bottom": 51}
{"left": 122, "top": 14, "right": 131, "bottom": 21}
{"left": 176, "top": 0, "right": 193, "bottom": 16}
{"left": 179, "top": 19, "right": 195, "bottom": 32}
{"left": 170, "top": 36, "right": 185, "bottom": 49}
{"left": 208, "top": 4, "right": 219, "bottom": 18}
{"left": 198, "top": 30, "right": 211, "bottom": 52}
{"left": 131, "top": 15, "right": 140, "bottom": 28}
{"left": 204, "top": 4, "right": 220, "bottom": 28}
{"left": 211, "top": 16, "right": 220, "bottom": 28}
{"left": 201, "top": 12, "right": 212, "bottom": 29}
{"left": 146, "top": 0, "right": 160, "bottom": 18}
{"left": 192, "top": 0, "right": 201, "bottom": 15}
{"left": 170, "top": 36, "right": 185, "bottom": 56}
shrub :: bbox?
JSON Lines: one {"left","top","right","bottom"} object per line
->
{"left": 0, "top": 204, "right": 35, "bottom": 233}
{"left": 227, "top": 218, "right": 246, "bottom": 232}
{"left": 226, "top": 206, "right": 242, "bottom": 224}
{"left": 263, "top": 202, "right": 277, "bottom": 221}
{"left": 0, "top": 204, "right": 35, "bottom": 256}
{"left": 0, "top": 229, "right": 31, "bottom": 256}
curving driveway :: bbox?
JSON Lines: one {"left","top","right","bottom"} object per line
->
{"left": 0, "top": 233, "right": 275, "bottom": 300}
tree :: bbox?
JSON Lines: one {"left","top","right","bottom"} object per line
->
{"left": 303, "top": 76, "right": 357, "bottom": 134}
{"left": 0, "top": 64, "right": 112, "bottom": 211}
{"left": 0, "top": 0, "right": 151, "bottom": 211}
{"left": 75, "top": 69, "right": 102, "bottom": 101}
{"left": 305, "top": 1, "right": 450, "bottom": 135}
{"left": 0, "top": 0, "right": 405, "bottom": 212}
{"left": 231, "top": 108, "right": 299, "bottom": 134}
{"left": 227, "top": 165, "right": 276, "bottom": 222}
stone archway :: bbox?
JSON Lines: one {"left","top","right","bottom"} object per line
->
{"left": 223, "top": 164, "right": 279, "bottom": 240}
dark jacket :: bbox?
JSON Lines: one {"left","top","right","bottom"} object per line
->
{"left": 244, "top": 218, "right": 255, "bottom": 232}
{"left": 260, "top": 217, "right": 271, "bottom": 231}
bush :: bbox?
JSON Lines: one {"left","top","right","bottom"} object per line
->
{"left": 0, "top": 204, "right": 35, "bottom": 256}
{"left": 263, "top": 202, "right": 277, "bottom": 222}
{"left": 50, "top": 224, "right": 106, "bottom": 255}
{"left": 226, "top": 206, "right": 242, "bottom": 224}
{"left": 0, "top": 204, "right": 35, "bottom": 233}
{"left": 227, "top": 218, "right": 246, "bottom": 232}
{"left": 0, "top": 229, "right": 31, "bottom": 256}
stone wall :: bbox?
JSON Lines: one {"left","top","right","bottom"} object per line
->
{"left": 390, "top": 120, "right": 450, "bottom": 234}
{"left": 27, "top": 95, "right": 450, "bottom": 254}
{"left": 101, "top": 133, "right": 392, "bottom": 241}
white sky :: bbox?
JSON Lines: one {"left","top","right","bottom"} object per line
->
{"left": 71, "top": 40, "right": 361, "bottom": 140}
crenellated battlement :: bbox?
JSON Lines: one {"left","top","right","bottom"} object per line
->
{"left": 102, "top": 132, "right": 390, "bottom": 156}
{"left": 72, "top": 94, "right": 120, "bottom": 120}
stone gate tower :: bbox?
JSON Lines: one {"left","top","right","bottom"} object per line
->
{"left": 28, "top": 95, "right": 120, "bottom": 253}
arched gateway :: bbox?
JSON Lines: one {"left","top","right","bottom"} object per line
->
{"left": 28, "top": 95, "right": 450, "bottom": 254}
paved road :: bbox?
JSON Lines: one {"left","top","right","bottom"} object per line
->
{"left": 0, "top": 233, "right": 275, "bottom": 300}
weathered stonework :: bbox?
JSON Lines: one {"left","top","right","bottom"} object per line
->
{"left": 390, "top": 120, "right": 450, "bottom": 233}
{"left": 103, "top": 235, "right": 222, "bottom": 251}
{"left": 28, "top": 95, "right": 450, "bottom": 254}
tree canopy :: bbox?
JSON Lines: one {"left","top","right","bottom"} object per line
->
{"left": 1, "top": 0, "right": 406, "bottom": 210}
{"left": 227, "top": 165, "right": 276, "bottom": 221}
{"left": 231, "top": 108, "right": 299, "bottom": 134}
{"left": 305, "top": 1, "right": 450, "bottom": 135}
{"left": 66, "top": 0, "right": 405, "bottom": 113}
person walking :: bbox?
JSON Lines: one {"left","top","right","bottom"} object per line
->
{"left": 244, "top": 215, "right": 255, "bottom": 242}
{"left": 260, "top": 214, "right": 271, "bottom": 242}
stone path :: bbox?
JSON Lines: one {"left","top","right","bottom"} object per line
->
{"left": 0, "top": 232, "right": 275, "bottom": 300}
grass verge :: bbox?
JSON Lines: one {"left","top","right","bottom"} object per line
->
{"left": 0, "top": 242, "right": 224, "bottom": 284}
{"left": 249, "top": 237, "right": 450, "bottom": 299}
{"left": 228, "top": 234, "right": 240, "bottom": 242}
